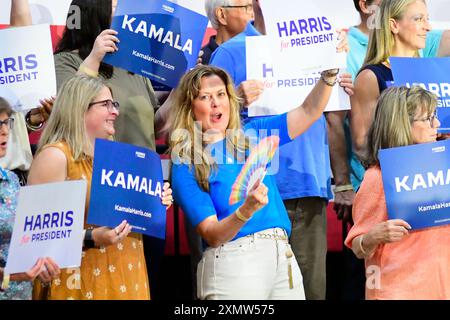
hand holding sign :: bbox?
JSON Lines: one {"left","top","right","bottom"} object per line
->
{"left": 27, "top": 96, "right": 55, "bottom": 128}
{"left": 82, "top": 29, "right": 120, "bottom": 75}
{"left": 36, "top": 257, "right": 61, "bottom": 284}
{"left": 336, "top": 29, "right": 349, "bottom": 54}
{"left": 8, "top": 258, "right": 44, "bottom": 283}
{"left": 237, "top": 80, "right": 265, "bottom": 107}
{"left": 92, "top": 29, "right": 120, "bottom": 59}
{"left": 359, "top": 219, "right": 412, "bottom": 256}
{"left": 91, "top": 220, "right": 132, "bottom": 247}
{"left": 5, "top": 257, "right": 60, "bottom": 291}
{"left": 161, "top": 182, "right": 173, "bottom": 210}
{"left": 338, "top": 73, "right": 354, "bottom": 96}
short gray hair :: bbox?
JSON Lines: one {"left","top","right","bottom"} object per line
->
{"left": 205, "top": 0, "right": 233, "bottom": 29}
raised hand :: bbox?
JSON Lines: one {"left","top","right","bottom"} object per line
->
{"left": 91, "top": 220, "right": 132, "bottom": 247}
{"left": 240, "top": 181, "right": 269, "bottom": 219}
{"left": 161, "top": 182, "right": 173, "bottom": 210}
{"left": 237, "top": 80, "right": 264, "bottom": 107}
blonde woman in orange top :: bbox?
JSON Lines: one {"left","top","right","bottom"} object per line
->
{"left": 28, "top": 75, "right": 173, "bottom": 300}
{"left": 345, "top": 86, "right": 450, "bottom": 300}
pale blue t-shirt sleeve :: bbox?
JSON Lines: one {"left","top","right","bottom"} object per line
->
{"left": 422, "top": 30, "right": 443, "bottom": 57}
{"left": 171, "top": 163, "right": 217, "bottom": 227}
{"left": 245, "top": 113, "right": 292, "bottom": 146}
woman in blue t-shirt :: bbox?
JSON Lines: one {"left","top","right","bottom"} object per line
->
{"left": 170, "top": 65, "right": 353, "bottom": 300}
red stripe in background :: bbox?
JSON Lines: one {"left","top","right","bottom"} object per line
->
{"left": 202, "top": 27, "right": 216, "bottom": 46}
{"left": 327, "top": 203, "right": 343, "bottom": 252}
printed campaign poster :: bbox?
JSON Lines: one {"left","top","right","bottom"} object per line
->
{"left": 0, "top": 24, "right": 56, "bottom": 111}
{"left": 259, "top": 0, "right": 347, "bottom": 75}
{"left": 5, "top": 180, "right": 86, "bottom": 274}
{"left": 88, "top": 139, "right": 166, "bottom": 239}
{"left": 103, "top": 0, "right": 208, "bottom": 88}
{"left": 390, "top": 57, "right": 450, "bottom": 133}
{"left": 246, "top": 35, "right": 350, "bottom": 116}
{"left": 379, "top": 139, "right": 450, "bottom": 230}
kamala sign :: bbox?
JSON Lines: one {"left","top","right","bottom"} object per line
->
{"left": 103, "top": 0, "right": 208, "bottom": 88}
{"left": 88, "top": 139, "right": 166, "bottom": 239}
{"left": 380, "top": 139, "right": 450, "bottom": 230}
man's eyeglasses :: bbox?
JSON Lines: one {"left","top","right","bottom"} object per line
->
{"left": 0, "top": 118, "right": 14, "bottom": 129}
{"left": 88, "top": 99, "right": 120, "bottom": 113}
{"left": 413, "top": 111, "right": 437, "bottom": 128}
{"left": 222, "top": 4, "right": 253, "bottom": 14}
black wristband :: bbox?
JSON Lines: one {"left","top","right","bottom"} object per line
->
{"left": 84, "top": 229, "right": 96, "bottom": 249}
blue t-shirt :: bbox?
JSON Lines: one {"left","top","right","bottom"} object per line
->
{"left": 172, "top": 113, "right": 292, "bottom": 239}
{"left": 210, "top": 23, "right": 331, "bottom": 201}
{"left": 276, "top": 116, "right": 331, "bottom": 200}
{"left": 210, "top": 22, "right": 261, "bottom": 87}
{"left": 347, "top": 26, "right": 369, "bottom": 80}
{"left": 346, "top": 27, "right": 444, "bottom": 191}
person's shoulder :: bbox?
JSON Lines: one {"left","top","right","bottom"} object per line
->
{"left": 36, "top": 144, "right": 68, "bottom": 164}
{"left": 28, "top": 145, "right": 68, "bottom": 184}
{"left": 355, "top": 66, "right": 378, "bottom": 85}
{"left": 362, "top": 166, "right": 382, "bottom": 186}
{"left": 54, "top": 51, "right": 82, "bottom": 65}
{"left": 171, "top": 162, "right": 193, "bottom": 175}
{"left": 210, "top": 44, "right": 235, "bottom": 66}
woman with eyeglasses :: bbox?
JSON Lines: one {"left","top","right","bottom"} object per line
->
{"left": 0, "top": 97, "right": 60, "bottom": 300}
{"left": 345, "top": 86, "right": 450, "bottom": 300}
{"left": 53, "top": 0, "right": 175, "bottom": 300}
{"left": 27, "top": 75, "right": 173, "bottom": 300}
{"left": 350, "top": 0, "right": 434, "bottom": 161}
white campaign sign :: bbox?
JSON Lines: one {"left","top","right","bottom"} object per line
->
{"left": 5, "top": 180, "right": 86, "bottom": 274}
{"left": 246, "top": 36, "right": 350, "bottom": 116}
{"left": 259, "top": 0, "right": 347, "bottom": 75}
{"left": 0, "top": 24, "right": 56, "bottom": 111}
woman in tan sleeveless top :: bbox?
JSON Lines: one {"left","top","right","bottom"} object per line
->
{"left": 28, "top": 75, "right": 173, "bottom": 300}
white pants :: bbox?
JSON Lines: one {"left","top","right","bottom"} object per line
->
{"left": 197, "top": 228, "right": 306, "bottom": 300}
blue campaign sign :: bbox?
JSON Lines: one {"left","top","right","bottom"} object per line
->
{"left": 103, "top": 0, "right": 208, "bottom": 88}
{"left": 390, "top": 57, "right": 450, "bottom": 133}
{"left": 88, "top": 139, "right": 166, "bottom": 239}
{"left": 379, "top": 139, "right": 450, "bottom": 230}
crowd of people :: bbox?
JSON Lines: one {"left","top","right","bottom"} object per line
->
{"left": 0, "top": 0, "right": 449, "bottom": 300}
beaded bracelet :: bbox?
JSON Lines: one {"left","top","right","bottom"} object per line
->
{"left": 235, "top": 208, "right": 251, "bottom": 223}
{"left": 334, "top": 184, "right": 354, "bottom": 193}
{"left": 25, "top": 110, "right": 44, "bottom": 131}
